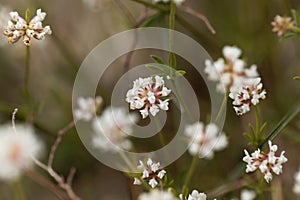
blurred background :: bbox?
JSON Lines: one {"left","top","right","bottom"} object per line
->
{"left": 0, "top": 0, "right": 300, "bottom": 199}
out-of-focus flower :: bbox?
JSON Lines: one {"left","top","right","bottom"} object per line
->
{"left": 92, "top": 107, "right": 137, "bottom": 152}
{"left": 293, "top": 168, "right": 300, "bottom": 195}
{"left": 229, "top": 78, "right": 266, "bottom": 115}
{"left": 153, "top": 0, "right": 185, "bottom": 6}
{"left": 241, "top": 189, "right": 256, "bottom": 200}
{"left": 243, "top": 140, "right": 288, "bottom": 183}
{"left": 0, "top": 4, "right": 10, "bottom": 46}
{"left": 185, "top": 190, "right": 207, "bottom": 200}
{"left": 126, "top": 76, "right": 171, "bottom": 119}
{"left": 271, "top": 15, "right": 295, "bottom": 37}
{"left": 134, "top": 158, "right": 166, "bottom": 188}
{"left": 184, "top": 122, "right": 228, "bottom": 159}
{"left": 3, "top": 8, "right": 52, "bottom": 46}
{"left": 204, "top": 46, "right": 258, "bottom": 93}
{"left": 74, "top": 96, "right": 103, "bottom": 121}
{"left": 138, "top": 189, "right": 178, "bottom": 200}
{"left": 0, "top": 124, "right": 42, "bottom": 180}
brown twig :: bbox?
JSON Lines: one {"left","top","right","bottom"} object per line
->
{"left": 33, "top": 121, "right": 81, "bottom": 200}
{"left": 179, "top": 6, "right": 216, "bottom": 34}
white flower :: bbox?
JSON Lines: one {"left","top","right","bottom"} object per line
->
{"left": 153, "top": 0, "right": 185, "bottom": 6}
{"left": 293, "top": 168, "right": 300, "bottom": 195}
{"left": 138, "top": 189, "right": 178, "bottom": 200}
{"left": 241, "top": 189, "right": 256, "bottom": 200}
{"left": 92, "top": 107, "right": 137, "bottom": 152}
{"left": 0, "top": 4, "right": 10, "bottom": 46}
{"left": 74, "top": 96, "right": 103, "bottom": 121}
{"left": 187, "top": 190, "right": 207, "bottom": 200}
{"left": 134, "top": 158, "right": 166, "bottom": 188}
{"left": 271, "top": 15, "right": 295, "bottom": 36}
{"left": 204, "top": 46, "right": 259, "bottom": 93}
{"left": 126, "top": 76, "right": 171, "bottom": 119}
{"left": 0, "top": 124, "right": 42, "bottom": 180}
{"left": 3, "top": 8, "right": 52, "bottom": 45}
{"left": 243, "top": 140, "right": 288, "bottom": 183}
{"left": 184, "top": 122, "right": 228, "bottom": 159}
{"left": 229, "top": 78, "right": 266, "bottom": 115}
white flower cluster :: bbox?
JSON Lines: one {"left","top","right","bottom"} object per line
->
{"left": 138, "top": 189, "right": 178, "bottom": 200}
{"left": 92, "top": 107, "right": 137, "bottom": 152}
{"left": 180, "top": 190, "right": 207, "bottom": 200}
{"left": 243, "top": 141, "right": 288, "bottom": 183}
{"left": 184, "top": 122, "right": 228, "bottom": 159}
{"left": 134, "top": 158, "right": 166, "bottom": 188}
{"left": 229, "top": 78, "right": 266, "bottom": 115}
{"left": 3, "top": 9, "right": 52, "bottom": 46}
{"left": 74, "top": 96, "right": 103, "bottom": 121}
{"left": 153, "top": 0, "right": 185, "bottom": 6}
{"left": 271, "top": 15, "right": 295, "bottom": 37}
{"left": 0, "top": 124, "right": 42, "bottom": 180}
{"left": 240, "top": 189, "right": 256, "bottom": 200}
{"left": 204, "top": 46, "right": 259, "bottom": 93}
{"left": 126, "top": 76, "right": 171, "bottom": 119}
{"left": 293, "top": 168, "right": 300, "bottom": 195}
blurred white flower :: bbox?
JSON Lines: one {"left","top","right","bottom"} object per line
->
{"left": 271, "top": 15, "right": 295, "bottom": 37}
{"left": 92, "top": 106, "right": 137, "bottom": 152}
{"left": 184, "top": 122, "right": 228, "bottom": 159}
{"left": 3, "top": 8, "right": 52, "bottom": 46}
{"left": 243, "top": 140, "right": 288, "bottom": 183}
{"left": 229, "top": 78, "right": 266, "bottom": 115}
{"left": 293, "top": 168, "right": 300, "bottom": 195}
{"left": 74, "top": 96, "right": 103, "bottom": 121}
{"left": 138, "top": 189, "right": 178, "bottom": 200}
{"left": 153, "top": 0, "right": 185, "bottom": 6}
{"left": 134, "top": 158, "right": 166, "bottom": 188}
{"left": 204, "top": 46, "right": 259, "bottom": 93}
{"left": 0, "top": 124, "right": 42, "bottom": 180}
{"left": 187, "top": 190, "right": 207, "bottom": 200}
{"left": 0, "top": 4, "right": 10, "bottom": 46}
{"left": 241, "top": 189, "right": 256, "bottom": 200}
{"left": 126, "top": 76, "right": 171, "bottom": 119}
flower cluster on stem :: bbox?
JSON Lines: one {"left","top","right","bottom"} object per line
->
{"left": 271, "top": 15, "right": 295, "bottom": 36}
{"left": 243, "top": 140, "right": 288, "bottom": 183}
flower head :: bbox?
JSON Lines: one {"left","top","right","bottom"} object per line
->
{"left": 229, "top": 78, "right": 266, "bottom": 115}
{"left": 0, "top": 4, "right": 10, "bottom": 46}
{"left": 92, "top": 107, "right": 137, "bottom": 152}
{"left": 3, "top": 8, "right": 52, "bottom": 46}
{"left": 133, "top": 158, "right": 166, "bottom": 188}
{"left": 204, "top": 46, "right": 259, "bottom": 93}
{"left": 243, "top": 140, "right": 288, "bottom": 183}
{"left": 241, "top": 189, "right": 256, "bottom": 200}
{"left": 126, "top": 76, "right": 171, "bottom": 119}
{"left": 138, "top": 189, "right": 178, "bottom": 200}
{"left": 0, "top": 124, "right": 42, "bottom": 180}
{"left": 74, "top": 96, "right": 103, "bottom": 121}
{"left": 186, "top": 190, "right": 207, "bottom": 200}
{"left": 184, "top": 122, "right": 228, "bottom": 159}
{"left": 293, "top": 168, "right": 300, "bottom": 195}
{"left": 271, "top": 15, "right": 295, "bottom": 37}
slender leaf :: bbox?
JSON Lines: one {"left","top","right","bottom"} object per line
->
{"left": 294, "top": 76, "right": 300, "bottom": 81}
{"left": 150, "top": 55, "right": 165, "bottom": 64}
{"left": 259, "top": 104, "right": 300, "bottom": 148}
{"left": 280, "top": 33, "right": 299, "bottom": 41}
{"left": 141, "top": 12, "right": 166, "bottom": 27}
{"left": 292, "top": 9, "right": 300, "bottom": 27}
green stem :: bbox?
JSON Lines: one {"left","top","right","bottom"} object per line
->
{"left": 154, "top": 117, "right": 166, "bottom": 147}
{"left": 25, "top": 46, "right": 30, "bottom": 97}
{"left": 168, "top": 1, "right": 176, "bottom": 69}
{"left": 12, "top": 179, "right": 26, "bottom": 200}
{"left": 181, "top": 154, "right": 199, "bottom": 196}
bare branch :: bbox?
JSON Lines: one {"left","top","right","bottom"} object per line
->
{"left": 179, "top": 6, "right": 216, "bottom": 34}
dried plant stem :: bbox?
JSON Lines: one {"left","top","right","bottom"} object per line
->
{"left": 33, "top": 121, "right": 81, "bottom": 200}
{"left": 179, "top": 6, "right": 216, "bottom": 34}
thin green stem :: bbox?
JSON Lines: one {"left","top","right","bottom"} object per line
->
{"left": 254, "top": 106, "right": 262, "bottom": 141}
{"left": 181, "top": 154, "right": 199, "bottom": 196}
{"left": 168, "top": 1, "right": 176, "bottom": 70}
{"left": 153, "top": 117, "right": 166, "bottom": 147}
{"left": 12, "top": 180, "right": 26, "bottom": 200}
{"left": 25, "top": 46, "right": 30, "bottom": 97}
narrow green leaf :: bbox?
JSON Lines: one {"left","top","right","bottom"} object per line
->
{"left": 293, "top": 76, "right": 300, "bottom": 81}
{"left": 259, "top": 104, "right": 300, "bottom": 149}
{"left": 243, "top": 133, "right": 252, "bottom": 143}
{"left": 290, "top": 26, "right": 300, "bottom": 33}
{"left": 258, "top": 122, "right": 267, "bottom": 138}
{"left": 145, "top": 64, "right": 169, "bottom": 75}
{"left": 280, "top": 33, "right": 299, "bottom": 41}
{"left": 248, "top": 123, "right": 256, "bottom": 139}
{"left": 292, "top": 9, "right": 300, "bottom": 27}
{"left": 141, "top": 12, "right": 166, "bottom": 27}
{"left": 150, "top": 55, "right": 165, "bottom": 64}
{"left": 176, "top": 70, "right": 186, "bottom": 76}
